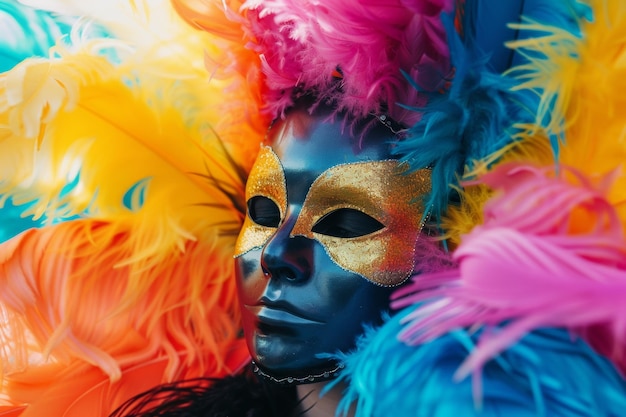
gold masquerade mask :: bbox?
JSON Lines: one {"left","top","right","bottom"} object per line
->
{"left": 235, "top": 146, "right": 431, "bottom": 286}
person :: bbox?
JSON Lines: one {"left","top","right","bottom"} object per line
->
{"left": 1, "top": 0, "right": 626, "bottom": 416}
{"left": 234, "top": 96, "right": 433, "bottom": 379}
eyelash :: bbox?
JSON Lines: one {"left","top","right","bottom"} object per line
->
{"left": 246, "top": 196, "right": 384, "bottom": 238}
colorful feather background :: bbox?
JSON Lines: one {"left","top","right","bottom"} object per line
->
{"left": 329, "top": 314, "right": 626, "bottom": 417}
{"left": 0, "top": 0, "right": 264, "bottom": 414}
{"left": 173, "top": 0, "right": 454, "bottom": 125}
{"left": 0, "top": 1, "right": 72, "bottom": 243}
{"left": 3, "top": 0, "right": 626, "bottom": 415}
{"left": 394, "top": 0, "right": 626, "bottom": 389}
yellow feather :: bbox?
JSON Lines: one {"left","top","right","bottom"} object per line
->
{"left": 444, "top": 0, "right": 626, "bottom": 243}
{"left": 446, "top": 132, "right": 555, "bottom": 246}
{"left": 0, "top": 2, "right": 265, "bottom": 411}
{"left": 508, "top": 0, "right": 626, "bottom": 230}
{"left": 1, "top": 52, "right": 243, "bottom": 239}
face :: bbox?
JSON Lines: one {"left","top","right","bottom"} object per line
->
{"left": 234, "top": 104, "right": 430, "bottom": 381}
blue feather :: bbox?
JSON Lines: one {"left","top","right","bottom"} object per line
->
{"left": 0, "top": 197, "right": 41, "bottom": 242}
{"left": 0, "top": 2, "right": 114, "bottom": 243}
{"left": 0, "top": 1, "right": 69, "bottom": 242}
{"left": 459, "top": 1, "right": 591, "bottom": 72}
{"left": 394, "top": 1, "right": 587, "bottom": 222}
{"left": 512, "top": 0, "right": 592, "bottom": 69}
{"left": 0, "top": 1, "right": 72, "bottom": 72}
{"left": 326, "top": 311, "right": 626, "bottom": 417}
{"left": 395, "top": 13, "right": 535, "bottom": 220}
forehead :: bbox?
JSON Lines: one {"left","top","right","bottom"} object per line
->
{"left": 268, "top": 107, "right": 397, "bottom": 177}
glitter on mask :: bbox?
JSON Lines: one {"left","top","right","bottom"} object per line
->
{"left": 291, "top": 161, "right": 431, "bottom": 286}
{"left": 235, "top": 146, "right": 287, "bottom": 256}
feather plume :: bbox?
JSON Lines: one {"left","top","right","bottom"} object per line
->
{"left": 328, "top": 314, "right": 626, "bottom": 417}
{"left": 394, "top": 1, "right": 586, "bottom": 225}
{"left": 0, "top": 1, "right": 263, "bottom": 414}
{"left": 231, "top": 0, "right": 453, "bottom": 122}
{"left": 394, "top": 163, "right": 626, "bottom": 375}
{"left": 393, "top": 10, "right": 537, "bottom": 222}
{"left": 508, "top": 0, "right": 626, "bottom": 223}
{"left": 107, "top": 368, "right": 299, "bottom": 417}
{"left": 14, "top": 0, "right": 268, "bottom": 169}
{"left": 0, "top": 0, "right": 71, "bottom": 72}
{"left": 0, "top": 1, "right": 74, "bottom": 242}
{"left": 393, "top": 0, "right": 626, "bottom": 380}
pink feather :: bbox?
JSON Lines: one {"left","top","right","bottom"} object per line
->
{"left": 393, "top": 163, "right": 626, "bottom": 378}
{"left": 242, "top": 0, "right": 453, "bottom": 123}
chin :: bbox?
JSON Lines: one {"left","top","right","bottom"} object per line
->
{"left": 249, "top": 330, "right": 340, "bottom": 383}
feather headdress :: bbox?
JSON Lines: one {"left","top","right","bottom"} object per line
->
{"left": 394, "top": 0, "right": 626, "bottom": 386}
{"left": 4, "top": 0, "right": 626, "bottom": 416}
{"left": 172, "top": 0, "right": 544, "bottom": 223}
{"left": 174, "top": 0, "right": 453, "bottom": 125}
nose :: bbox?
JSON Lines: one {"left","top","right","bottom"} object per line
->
{"left": 260, "top": 214, "right": 313, "bottom": 283}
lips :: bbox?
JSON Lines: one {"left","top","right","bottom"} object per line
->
{"left": 245, "top": 304, "right": 324, "bottom": 327}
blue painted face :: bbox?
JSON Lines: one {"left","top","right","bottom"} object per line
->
{"left": 234, "top": 103, "right": 429, "bottom": 382}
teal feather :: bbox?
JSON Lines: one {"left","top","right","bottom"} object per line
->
{"left": 0, "top": 1, "right": 73, "bottom": 242}
{"left": 0, "top": 197, "right": 41, "bottom": 242}
{"left": 394, "top": 10, "right": 535, "bottom": 221}
{"left": 394, "top": 1, "right": 586, "bottom": 221}
{"left": 0, "top": 0, "right": 71, "bottom": 72}
{"left": 327, "top": 311, "right": 626, "bottom": 417}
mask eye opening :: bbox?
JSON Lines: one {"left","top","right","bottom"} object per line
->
{"left": 247, "top": 196, "right": 281, "bottom": 228}
{"left": 311, "top": 208, "right": 385, "bottom": 238}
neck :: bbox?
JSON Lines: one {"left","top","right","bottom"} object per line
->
{"left": 296, "top": 380, "right": 354, "bottom": 417}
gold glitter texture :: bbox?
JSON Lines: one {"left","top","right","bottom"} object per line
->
{"left": 235, "top": 146, "right": 287, "bottom": 256}
{"left": 291, "top": 161, "right": 431, "bottom": 286}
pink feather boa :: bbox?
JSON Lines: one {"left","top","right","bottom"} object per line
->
{"left": 393, "top": 163, "right": 626, "bottom": 378}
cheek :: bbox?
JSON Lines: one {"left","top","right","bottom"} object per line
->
{"left": 313, "top": 271, "right": 364, "bottom": 311}
{"left": 234, "top": 251, "right": 266, "bottom": 304}
{"left": 328, "top": 279, "right": 393, "bottom": 319}
{"left": 308, "top": 252, "right": 393, "bottom": 320}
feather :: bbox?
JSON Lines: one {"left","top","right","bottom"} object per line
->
{"left": 0, "top": 48, "right": 247, "bottom": 238}
{"left": 0, "top": 1, "right": 263, "bottom": 415}
{"left": 394, "top": 1, "right": 587, "bottom": 225}
{"left": 393, "top": 162, "right": 626, "bottom": 377}
{"left": 393, "top": 11, "right": 535, "bottom": 224}
{"left": 393, "top": 0, "right": 626, "bottom": 381}
{"left": 2, "top": 342, "right": 248, "bottom": 417}
{"left": 0, "top": 1, "right": 74, "bottom": 242}
{"left": 508, "top": 0, "right": 626, "bottom": 224}
{"left": 327, "top": 314, "right": 626, "bottom": 417}
{"left": 0, "top": 0, "right": 71, "bottom": 72}
{"left": 12, "top": 0, "right": 268, "bottom": 168}
{"left": 108, "top": 366, "right": 299, "bottom": 417}
{"left": 0, "top": 221, "right": 247, "bottom": 415}
{"left": 223, "top": 0, "right": 454, "bottom": 122}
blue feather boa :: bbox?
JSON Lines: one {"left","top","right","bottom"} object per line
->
{"left": 328, "top": 310, "right": 626, "bottom": 417}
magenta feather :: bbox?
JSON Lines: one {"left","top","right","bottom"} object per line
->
{"left": 242, "top": 0, "right": 453, "bottom": 123}
{"left": 393, "top": 163, "right": 626, "bottom": 378}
